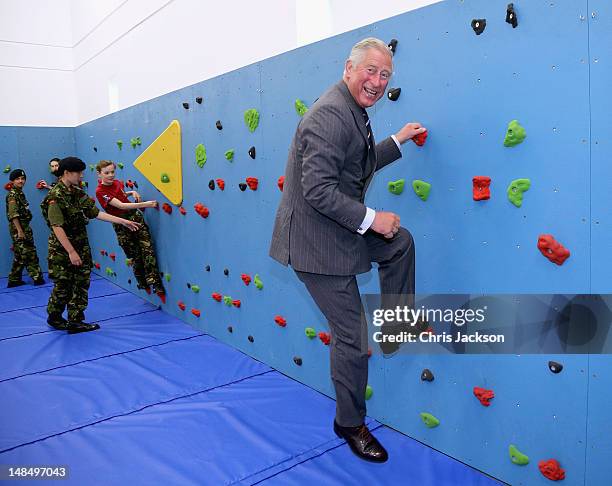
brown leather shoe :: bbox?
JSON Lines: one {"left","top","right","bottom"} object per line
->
{"left": 334, "top": 421, "right": 388, "bottom": 463}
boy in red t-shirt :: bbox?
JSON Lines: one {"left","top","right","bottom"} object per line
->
{"left": 95, "top": 160, "right": 165, "bottom": 298}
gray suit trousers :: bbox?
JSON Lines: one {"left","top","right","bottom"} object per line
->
{"left": 295, "top": 227, "right": 415, "bottom": 427}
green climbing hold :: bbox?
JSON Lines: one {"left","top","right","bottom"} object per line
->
{"left": 412, "top": 180, "right": 431, "bottom": 201}
{"left": 295, "top": 99, "right": 308, "bottom": 117}
{"left": 507, "top": 178, "right": 531, "bottom": 207}
{"left": 388, "top": 179, "right": 405, "bottom": 195}
{"left": 116, "top": 140, "right": 123, "bottom": 150}
{"left": 224, "top": 149, "right": 235, "bottom": 162}
{"left": 105, "top": 267, "right": 113, "bottom": 276}
{"left": 419, "top": 412, "right": 440, "bottom": 428}
{"left": 509, "top": 445, "right": 529, "bottom": 465}
{"left": 195, "top": 144, "right": 207, "bottom": 168}
{"left": 503, "top": 120, "right": 526, "bottom": 147}
{"left": 305, "top": 327, "right": 316, "bottom": 339}
{"left": 161, "top": 173, "right": 170, "bottom": 183}
{"left": 130, "top": 137, "right": 142, "bottom": 149}
{"left": 164, "top": 273, "right": 171, "bottom": 282}
{"left": 117, "top": 162, "right": 124, "bottom": 169}
{"left": 223, "top": 296, "right": 233, "bottom": 306}
{"left": 191, "top": 285, "right": 200, "bottom": 293}
{"left": 3, "top": 165, "right": 10, "bottom": 173}
{"left": 365, "top": 385, "right": 373, "bottom": 400}
{"left": 244, "top": 109, "right": 260, "bottom": 132}
{"left": 89, "top": 164, "right": 95, "bottom": 171}
{"left": 125, "top": 258, "right": 132, "bottom": 266}
{"left": 254, "top": 274, "right": 263, "bottom": 290}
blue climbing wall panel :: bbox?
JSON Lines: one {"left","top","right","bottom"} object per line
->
{"left": 1, "top": 0, "right": 610, "bottom": 484}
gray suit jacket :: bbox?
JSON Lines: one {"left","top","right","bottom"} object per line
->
{"left": 269, "top": 80, "right": 402, "bottom": 276}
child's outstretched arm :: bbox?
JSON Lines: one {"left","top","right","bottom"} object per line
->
{"left": 107, "top": 198, "right": 157, "bottom": 210}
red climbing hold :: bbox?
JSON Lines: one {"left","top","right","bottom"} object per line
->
{"left": 537, "top": 234, "right": 570, "bottom": 266}
{"left": 215, "top": 178, "right": 225, "bottom": 191}
{"left": 318, "top": 331, "right": 331, "bottom": 345}
{"left": 194, "top": 203, "right": 209, "bottom": 218}
{"left": 162, "top": 203, "right": 172, "bottom": 214}
{"left": 211, "top": 292, "right": 222, "bottom": 302}
{"left": 241, "top": 274, "right": 251, "bottom": 286}
{"left": 246, "top": 177, "right": 259, "bottom": 191}
{"left": 538, "top": 459, "right": 565, "bottom": 481}
{"left": 4, "top": 182, "right": 13, "bottom": 191}
{"left": 473, "top": 387, "right": 495, "bottom": 406}
{"left": 274, "top": 315, "right": 287, "bottom": 327}
{"left": 412, "top": 130, "right": 428, "bottom": 147}
{"left": 277, "top": 176, "right": 285, "bottom": 192}
{"left": 232, "top": 299, "right": 241, "bottom": 308}
{"left": 157, "top": 291, "right": 166, "bottom": 304}
{"left": 94, "top": 262, "right": 101, "bottom": 270}
{"left": 126, "top": 179, "right": 134, "bottom": 189}
{"left": 179, "top": 206, "right": 187, "bottom": 215}
{"left": 472, "top": 176, "right": 491, "bottom": 201}
{"left": 177, "top": 301, "right": 186, "bottom": 311}
{"left": 109, "top": 252, "right": 116, "bottom": 261}
{"left": 191, "top": 308, "right": 201, "bottom": 318}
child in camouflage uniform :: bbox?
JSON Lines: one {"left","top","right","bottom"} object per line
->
{"left": 41, "top": 157, "right": 140, "bottom": 333}
{"left": 5, "top": 169, "right": 44, "bottom": 287}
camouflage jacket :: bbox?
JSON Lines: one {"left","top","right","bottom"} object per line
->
{"left": 6, "top": 187, "right": 33, "bottom": 233}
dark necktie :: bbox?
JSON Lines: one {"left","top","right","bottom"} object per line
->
{"left": 362, "top": 110, "right": 373, "bottom": 151}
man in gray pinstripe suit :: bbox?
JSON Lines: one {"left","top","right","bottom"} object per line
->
{"left": 270, "top": 38, "right": 427, "bottom": 463}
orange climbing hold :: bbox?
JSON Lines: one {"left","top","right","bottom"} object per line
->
{"left": 215, "top": 178, "right": 225, "bottom": 190}
{"left": 246, "top": 177, "right": 259, "bottom": 191}
{"left": 177, "top": 301, "right": 186, "bottom": 311}
{"left": 194, "top": 202, "right": 209, "bottom": 218}
{"left": 162, "top": 203, "right": 172, "bottom": 214}
{"left": 212, "top": 292, "right": 222, "bottom": 302}
{"left": 538, "top": 459, "right": 565, "bottom": 481}
{"left": 274, "top": 315, "right": 287, "bottom": 327}
{"left": 277, "top": 176, "right": 285, "bottom": 192}
{"left": 318, "top": 331, "right": 331, "bottom": 345}
{"left": 191, "top": 308, "right": 201, "bottom": 317}
{"left": 179, "top": 206, "right": 187, "bottom": 215}
{"left": 537, "top": 234, "right": 570, "bottom": 266}
{"left": 473, "top": 387, "right": 495, "bottom": 406}
{"left": 241, "top": 274, "right": 251, "bottom": 286}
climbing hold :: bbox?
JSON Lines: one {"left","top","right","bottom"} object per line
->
{"left": 509, "top": 445, "right": 529, "bottom": 466}
{"left": 274, "top": 315, "right": 287, "bottom": 327}
{"left": 548, "top": 361, "right": 563, "bottom": 374}
{"left": 421, "top": 369, "right": 435, "bottom": 382}
{"left": 109, "top": 253, "right": 116, "bottom": 261}
{"left": 3, "top": 165, "right": 10, "bottom": 173}
{"left": 205, "top": 265, "right": 211, "bottom": 272}
{"left": 195, "top": 143, "right": 207, "bottom": 168}
{"left": 36, "top": 180, "right": 46, "bottom": 190}
{"left": 365, "top": 385, "right": 373, "bottom": 400}
{"left": 223, "top": 268, "right": 229, "bottom": 276}
{"left": 387, "top": 87, "right": 401, "bottom": 101}
{"left": 248, "top": 335, "right": 254, "bottom": 343}
{"left": 244, "top": 108, "right": 260, "bottom": 132}
{"left": 506, "top": 3, "right": 518, "bottom": 28}
{"left": 178, "top": 301, "right": 186, "bottom": 311}
{"left": 215, "top": 120, "right": 223, "bottom": 130}
{"left": 130, "top": 137, "right": 142, "bottom": 149}
{"left": 241, "top": 274, "right": 251, "bottom": 286}
{"left": 538, "top": 459, "right": 565, "bottom": 481}
{"left": 224, "top": 149, "right": 234, "bottom": 162}
{"left": 125, "top": 180, "right": 134, "bottom": 188}
{"left": 93, "top": 147, "right": 97, "bottom": 152}
{"left": 232, "top": 299, "right": 241, "bottom": 308}
{"left": 179, "top": 206, "right": 186, "bottom": 215}
{"left": 193, "top": 203, "right": 210, "bottom": 218}
{"left": 246, "top": 177, "right": 259, "bottom": 191}
{"left": 420, "top": 412, "right": 440, "bottom": 428}
{"left": 117, "top": 162, "right": 124, "bottom": 169}
{"left": 164, "top": 273, "right": 171, "bottom": 282}
{"left": 305, "top": 327, "right": 316, "bottom": 339}
{"left": 89, "top": 164, "right": 95, "bottom": 171}
{"left": 472, "top": 176, "right": 491, "bottom": 201}
{"left": 295, "top": 99, "right": 308, "bottom": 117}
{"left": 473, "top": 387, "right": 495, "bottom": 407}
{"left": 503, "top": 120, "right": 526, "bottom": 147}
{"left": 126, "top": 258, "right": 133, "bottom": 266}
{"left": 507, "top": 178, "right": 531, "bottom": 207}
{"left": 277, "top": 176, "right": 285, "bottom": 192}
{"left": 254, "top": 274, "right": 264, "bottom": 290}
{"left": 388, "top": 179, "right": 405, "bottom": 195}
{"left": 100, "top": 250, "right": 106, "bottom": 256}
{"left": 413, "top": 130, "right": 428, "bottom": 146}
{"left": 387, "top": 38, "right": 398, "bottom": 54}
{"left": 471, "top": 19, "right": 486, "bottom": 35}
{"left": 208, "top": 179, "right": 215, "bottom": 190}
{"left": 161, "top": 173, "right": 170, "bottom": 183}
{"left": 187, "top": 283, "right": 191, "bottom": 289}
{"left": 293, "top": 356, "right": 303, "bottom": 366}
{"left": 227, "top": 326, "right": 233, "bottom": 333}
{"left": 318, "top": 331, "right": 331, "bottom": 345}
{"left": 182, "top": 102, "right": 189, "bottom": 110}
{"left": 537, "top": 234, "right": 570, "bottom": 265}
{"left": 81, "top": 181, "right": 88, "bottom": 189}
{"left": 412, "top": 180, "right": 432, "bottom": 201}
{"left": 248, "top": 146, "right": 256, "bottom": 159}
{"left": 105, "top": 267, "right": 113, "bottom": 276}
{"left": 191, "top": 308, "right": 201, "bottom": 317}
{"left": 94, "top": 262, "right": 101, "bottom": 270}
{"left": 239, "top": 183, "right": 247, "bottom": 191}
{"left": 191, "top": 285, "right": 200, "bottom": 293}
{"left": 116, "top": 140, "right": 123, "bottom": 150}
{"left": 223, "top": 296, "right": 233, "bottom": 306}
{"left": 162, "top": 203, "right": 173, "bottom": 214}
{"left": 212, "top": 293, "right": 222, "bottom": 302}
{"left": 4, "top": 182, "right": 13, "bottom": 191}
{"left": 215, "top": 178, "right": 225, "bottom": 190}
{"left": 195, "top": 96, "right": 203, "bottom": 104}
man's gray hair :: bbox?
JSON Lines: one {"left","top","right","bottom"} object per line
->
{"left": 347, "top": 37, "right": 393, "bottom": 69}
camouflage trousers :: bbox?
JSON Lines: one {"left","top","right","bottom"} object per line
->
{"left": 9, "top": 226, "right": 42, "bottom": 284}
{"left": 113, "top": 211, "right": 162, "bottom": 289}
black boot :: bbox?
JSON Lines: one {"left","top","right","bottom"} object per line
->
{"left": 334, "top": 421, "right": 388, "bottom": 463}
{"left": 33, "top": 276, "right": 45, "bottom": 285}
{"left": 47, "top": 313, "right": 69, "bottom": 331}
{"left": 7, "top": 280, "right": 26, "bottom": 288}
{"left": 67, "top": 321, "right": 100, "bottom": 334}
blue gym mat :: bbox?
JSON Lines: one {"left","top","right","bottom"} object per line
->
{"left": 0, "top": 277, "right": 503, "bottom": 485}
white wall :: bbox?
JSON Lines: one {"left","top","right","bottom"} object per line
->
{"left": 0, "top": 0, "right": 441, "bottom": 127}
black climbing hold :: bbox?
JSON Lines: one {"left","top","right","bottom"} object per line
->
{"left": 387, "top": 88, "right": 401, "bottom": 101}
{"left": 248, "top": 146, "right": 256, "bottom": 159}
{"left": 187, "top": 283, "right": 191, "bottom": 289}
{"left": 133, "top": 181, "right": 138, "bottom": 188}
{"left": 293, "top": 357, "right": 303, "bottom": 366}
{"left": 128, "top": 279, "right": 132, "bottom": 284}
{"left": 388, "top": 38, "right": 398, "bottom": 55}
{"left": 239, "top": 183, "right": 247, "bottom": 191}
{"left": 160, "top": 272, "right": 164, "bottom": 278}
{"left": 208, "top": 179, "right": 215, "bottom": 190}
{"left": 195, "top": 96, "right": 203, "bottom": 104}
{"left": 205, "top": 265, "right": 210, "bottom": 272}
{"left": 182, "top": 102, "right": 189, "bottom": 109}
{"left": 421, "top": 369, "right": 435, "bottom": 382}
{"left": 548, "top": 361, "right": 563, "bottom": 374}
{"left": 227, "top": 326, "right": 233, "bottom": 333}
{"left": 223, "top": 268, "right": 229, "bottom": 276}
{"left": 506, "top": 3, "right": 518, "bottom": 28}
{"left": 216, "top": 120, "right": 223, "bottom": 130}
{"left": 93, "top": 146, "right": 97, "bottom": 152}
{"left": 248, "top": 335, "right": 254, "bottom": 343}
{"left": 471, "top": 19, "right": 486, "bottom": 35}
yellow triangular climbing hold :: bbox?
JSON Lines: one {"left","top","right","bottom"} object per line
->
{"left": 133, "top": 120, "right": 182, "bottom": 205}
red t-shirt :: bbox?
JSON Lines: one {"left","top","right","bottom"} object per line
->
{"left": 96, "top": 179, "right": 130, "bottom": 216}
